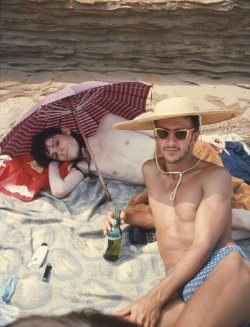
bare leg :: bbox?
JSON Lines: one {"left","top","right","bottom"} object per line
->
{"left": 122, "top": 293, "right": 185, "bottom": 327}
{"left": 175, "top": 251, "right": 250, "bottom": 327}
{"left": 157, "top": 293, "right": 185, "bottom": 327}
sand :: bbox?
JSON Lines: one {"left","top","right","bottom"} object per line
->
{"left": 0, "top": 70, "right": 249, "bottom": 145}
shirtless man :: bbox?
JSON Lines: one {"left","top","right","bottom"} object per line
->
{"left": 103, "top": 98, "right": 250, "bottom": 327}
{"left": 31, "top": 114, "right": 156, "bottom": 198}
{"left": 31, "top": 113, "right": 225, "bottom": 198}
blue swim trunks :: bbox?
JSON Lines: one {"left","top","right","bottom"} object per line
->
{"left": 168, "top": 245, "right": 247, "bottom": 303}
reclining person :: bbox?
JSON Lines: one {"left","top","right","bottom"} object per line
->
{"left": 31, "top": 113, "right": 225, "bottom": 198}
{"left": 103, "top": 98, "right": 250, "bottom": 327}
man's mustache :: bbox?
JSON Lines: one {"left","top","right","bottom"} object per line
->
{"left": 163, "top": 146, "right": 180, "bottom": 150}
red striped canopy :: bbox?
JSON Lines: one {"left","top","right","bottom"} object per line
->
{"left": 1, "top": 81, "right": 152, "bottom": 158}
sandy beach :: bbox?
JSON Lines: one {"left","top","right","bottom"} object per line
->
{"left": 1, "top": 69, "right": 249, "bottom": 146}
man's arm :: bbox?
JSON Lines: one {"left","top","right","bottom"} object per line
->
{"left": 103, "top": 209, "right": 155, "bottom": 235}
{"left": 116, "top": 166, "right": 233, "bottom": 327}
{"left": 48, "top": 161, "right": 85, "bottom": 198}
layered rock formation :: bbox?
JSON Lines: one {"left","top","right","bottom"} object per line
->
{"left": 1, "top": 0, "right": 249, "bottom": 77}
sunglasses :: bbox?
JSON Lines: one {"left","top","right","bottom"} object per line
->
{"left": 154, "top": 127, "right": 197, "bottom": 140}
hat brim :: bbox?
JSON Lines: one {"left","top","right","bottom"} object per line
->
{"left": 114, "top": 110, "right": 240, "bottom": 130}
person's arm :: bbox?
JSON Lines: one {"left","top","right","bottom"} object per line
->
{"left": 200, "top": 134, "right": 225, "bottom": 154}
{"left": 116, "top": 167, "right": 233, "bottom": 327}
{"left": 103, "top": 209, "right": 154, "bottom": 235}
{"left": 48, "top": 161, "right": 85, "bottom": 198}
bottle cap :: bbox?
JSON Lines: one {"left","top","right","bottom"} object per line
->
{"left": 43, "top": 263, "right": 52, "bottom": 282}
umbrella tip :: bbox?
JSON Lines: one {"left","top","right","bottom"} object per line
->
{"left": 103, "top": 185, "right": 112, "bottom": 202}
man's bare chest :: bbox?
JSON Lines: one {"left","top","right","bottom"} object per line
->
{"left": 147, "top": 174, "right": 202, "bottom": 226}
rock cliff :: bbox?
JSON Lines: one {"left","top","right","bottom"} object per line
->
{"left": 1, "top": 0, "right": 249, "bottom": 77}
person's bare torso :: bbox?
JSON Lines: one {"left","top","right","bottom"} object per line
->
{"left": 144, "top": 158, "right": 234, "bottom": 271}
{"left": 88, "top": 113, "right": 155, "bottom": 184}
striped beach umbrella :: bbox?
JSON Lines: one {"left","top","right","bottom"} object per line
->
{"left": 0, "top": 80, "right": 152, "bottom": 200}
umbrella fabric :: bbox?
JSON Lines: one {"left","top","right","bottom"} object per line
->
{"left": 0, "top": 81, "right": 152, "bottom": 158}
{"left": 15, "top": 81, "right": 110, "bottom": 124}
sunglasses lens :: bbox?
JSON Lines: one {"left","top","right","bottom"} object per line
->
{"left": 175, "top": 130, "right": 188, "bottom": 140}
{"left": 156, "top": 129, "right": 169, "bottom": 139}
{"left": 155, "top": 128, "right": 191, "bottom": 140}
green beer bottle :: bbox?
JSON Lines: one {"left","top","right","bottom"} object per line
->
{"left": 103, "top": 209, "right": 122, "bottom": 261}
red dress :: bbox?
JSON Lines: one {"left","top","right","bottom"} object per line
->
{"left": 0, "top": 154, "right": 71, "bottom": 201}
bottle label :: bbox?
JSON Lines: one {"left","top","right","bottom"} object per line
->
{"left": 103, "top": 237, "right": 121, "bottom": 261}
{"left": 103, "top": 235, "right": 109, "bottom": 253}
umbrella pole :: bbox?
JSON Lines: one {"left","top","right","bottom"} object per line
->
{"left": 70, "top": 109, "right": 112, "bottom": 202}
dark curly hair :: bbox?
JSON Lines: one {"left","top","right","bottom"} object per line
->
{"left": 189, "top": 115, "right": 200, "bottom": 130}
{"left": 31, "top": 128, "right": 90, "bottom": 174}
{"left": 7, "top": 308, "right": 139, "bottom": 327}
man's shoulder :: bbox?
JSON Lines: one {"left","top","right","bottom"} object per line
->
{"left": 199, "top": 159, "right": 228, "bottom": 174}
{"left": 142, "top": 159, "right": 158, "bottom": 175}
{"left": 199, "top": 161, "right": 232, "bottom": 190}
{"left": 143, "top": 158, "right": 156, "bottom": 168}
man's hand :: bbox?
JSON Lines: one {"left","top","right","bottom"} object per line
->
{"left": 102, "top": 210, "right": 128, "bottom": 235}
{"left": 115, "top": 293, "right": 162, "bottom": 327}
{"left": 201, "top": 134, "right": 225, "bottom": 154}
{"left": 103, "top": 210, "right": 155, "bottom": 235}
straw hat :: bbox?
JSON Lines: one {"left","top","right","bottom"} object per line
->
{"left": 114, "top": 97, "right": 239, "bottom": 130}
